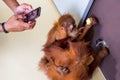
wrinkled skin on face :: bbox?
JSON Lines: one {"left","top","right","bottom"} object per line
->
{"left": 40, "top": 14, "right": 109, "bottom": 80}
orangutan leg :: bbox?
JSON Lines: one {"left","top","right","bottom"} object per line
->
{"left": 88, "top": 39, "right": 110, "bottom": 77}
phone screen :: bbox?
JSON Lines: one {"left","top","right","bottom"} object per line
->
{"left": 23, "top": 7, "right": 41, "bottom": 22}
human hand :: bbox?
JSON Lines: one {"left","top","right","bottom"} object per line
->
{"left": 4, "top": 14, "right": 36, "bottom": 32}
{"left": 14, "top": 3, "right": 33, "bottom": 14}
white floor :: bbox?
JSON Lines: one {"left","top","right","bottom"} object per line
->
{"left": 0, "top": 0, "right": 106, "bottom": 80}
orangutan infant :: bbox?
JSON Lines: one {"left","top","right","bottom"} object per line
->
{"left": 39, "top": 14, "right": 109, "bottom": 80}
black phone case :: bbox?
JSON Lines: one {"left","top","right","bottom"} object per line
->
{"left": 24, "top": 7, "right": 41, "bottom": 22}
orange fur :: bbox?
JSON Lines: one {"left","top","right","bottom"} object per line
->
{"left": 39, "top": 14, "right": 109, "bottom": 80}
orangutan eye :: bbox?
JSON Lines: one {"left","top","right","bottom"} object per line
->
{"left": 60, "top": 27, "right": 65, "bottom": 31}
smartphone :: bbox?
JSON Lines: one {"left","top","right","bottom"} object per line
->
{"left": 23, "top": 7, "right": 41, "bottom": 22}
